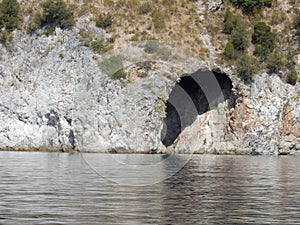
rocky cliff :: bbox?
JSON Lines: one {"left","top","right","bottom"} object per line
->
{"left": 0, "top": 13, "right": 299, "bottom": 154}
{"left": 172, "top": 73, "right": 300, "bottom": 155}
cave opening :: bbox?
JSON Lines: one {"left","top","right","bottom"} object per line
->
{"left": 161, "top": 69, "right": 233, "bottom": 147}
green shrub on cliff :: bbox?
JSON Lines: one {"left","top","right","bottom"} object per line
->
{"left": 223, "top": 11, "right": 249, "bottom": 51}
{"left": 224, "top": 41, "right": 237, "bottom": 59}
{"left": 95, "top": 13, "right": 113, "bottom": 29}
{"left": 223, "top": 10, "right": 236, "bottom": 35}
{"left": 0, "top": 30, "right": 8, "bottom": 44}
{"left": 154, "top": 97, "right": 167, "bottom": 117}
{"left": 252, "top": 22, "right": 276, "bottom": 48}
{"left": 267, "top": 52, "right": 285, "bottom": 73}
{"left": 252, "top": 22, "right": 276, "bottom": 59}
{"left": 253, "top": 45, "right": 269, "bottom": 61}
{"left": 237, "top": 54, "right": 258, "bottom": 83}
{"left": 230, "top": 0, "right": 272, "bottom": 13}
{"left": 231, "top": 18, "right": 249, "bottom": 51}
{"left": 286, "top": 67, "right": 298, "bottom": 85}
{"left": 39, "top": 0, "right": 74, "bottom": 34}
{"left": 0, "top": 30, "right": 13, "bottom": 46}
{"left": 0, "top": 0, "right": 20, "bottom": 31}
{"left": 90, "top": 39, "right": 113, "bottom": 54}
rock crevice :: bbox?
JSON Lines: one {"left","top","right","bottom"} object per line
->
{"left": 162, "top": 70, "right": 233, "bottom": 147}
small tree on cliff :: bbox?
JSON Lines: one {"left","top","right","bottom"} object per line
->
{"left": 252, "top": 22, "right": 276, "bottom": 60}
{"left": 267, "top": 52, "right": 284, "bottom": 74}
{"left": 224, "top": 41, "right": 237, "bottom": 59}
{"left": 223, "top": 10, "right": 236, "bottom": 35}
{"left": 0, "top": 0, "right": 20, "bottom": 31}
{"left": 286, "top": 67, "right": 298, "bottom": 85}
{"left": 230, "top": 0, "right": 272, "bottom": 13}
{"left": 237, "top": 53, "right": 258, "bottom": 83}
{"left": 39, "top": 0, "right": 74, "bottom": 34}
{"left": 231, "top": 18, "right": 249, "bottom": 51}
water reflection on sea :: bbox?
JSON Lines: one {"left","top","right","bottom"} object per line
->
{"left": 1, "top": 152, "right": 300, "bottom": 224}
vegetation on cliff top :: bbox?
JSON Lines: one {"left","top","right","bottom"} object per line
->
{"left": 0, "top": 0, "right": 20, "bottom": 31}
{"left": 230, "top": 0, "right": 272, "bottom": 13}
{"left": 0, "top": 0, "right": 20, "bottom": 45}
{"left": 0, "top": 0, "right": 298, "bottom": 84}
{"left": 221, "top": 1, "right": 298, "bottom": 84}
{"left": 29, "top": 0, "right": 74, "bottom": 34}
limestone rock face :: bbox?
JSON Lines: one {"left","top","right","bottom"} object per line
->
{"left": 197, "top": 0, "right": 223, "bottom": 12}
{"left": 0, "top": 28, "right": 205, "bottom": 153}
{"left": 0, "top": 25, "right": 299, "bottom": 154}
{"left": 207, "top": 0, "right": 223, "bottom": 11}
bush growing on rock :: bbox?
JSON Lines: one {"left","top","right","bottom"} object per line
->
{"left": 154, "top": 97, "right": 167, "bottom": 117}
{"left": 0, "top": 0, "right": 20, "bottom": 31}
{"left": 230, "top": 0, "right": 272, "bottom": 13}
{"left": 223, "top": 11, "right": 249, "bottom": 51}
{"left": 253, "top": 45, "right": 270, "bottom": 61}
{"left": 237, "top": 53, "right": 258, "bottom": 83}
{"left": 90, "top": 39, "right": 113, "bottom": 54}
{"left": 252, "top": 22, "right": 276, "bottom": 59}
{"left": 223, "top": 10, "right": 237, "bottom": 35}
{"left": 252, "top": 22, "right": 275, "bottom": 47}
{"left": 0, "top": 30, "right": 10, "bottom": 45}
{"left": 224, "top": 41, "right": 237, "bottom": 59}
{"left": 286, "top": 67, "right": 298, "bottom": 85}
{"left": 231, "top": 18, "right": 249, "bottom": 51}
{"left": 39, "top": 0, "right": 74, "bottom": 34}
{"left": 267, "top": 52, "right": 285, "bottom": 73}
{"left": 95, "top": 13, "right": 113, "bottom": 29}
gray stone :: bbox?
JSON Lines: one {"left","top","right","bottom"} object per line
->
{"left": 0, "top": 18, "right": 299, "bottom": 154}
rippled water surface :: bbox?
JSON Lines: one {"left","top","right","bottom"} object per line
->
{"left": 1, "top": 152, "right": 300, "bottom": 224}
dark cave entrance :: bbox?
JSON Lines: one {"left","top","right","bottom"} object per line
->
{"left": 161, "top": 69, "right": 233, "bottom": 147}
